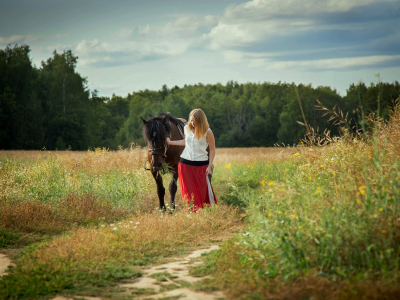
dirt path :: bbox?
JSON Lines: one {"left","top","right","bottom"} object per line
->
{"left": 120, "top": 245, "right": 224, "bottom": 299}
{"left": 0, "top": 253, "right": 13, "bottom": 277}
{"left": 52, "top": 245, "right": 225, "bottom": 300}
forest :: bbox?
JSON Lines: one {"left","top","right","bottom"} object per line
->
{"left": 1, "top": 44, "right": 399, "bottom": 150}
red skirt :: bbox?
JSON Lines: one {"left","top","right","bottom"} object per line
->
{"left": 178, "top": 160, "right": 218, "bottom": 211}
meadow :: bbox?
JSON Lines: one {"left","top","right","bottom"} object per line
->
{"left": 0, "top": 104, "right": 400, "bottom": 299}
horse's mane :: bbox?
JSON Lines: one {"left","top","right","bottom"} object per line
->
{"left": 143, "top": 112, "right": 180, "bottom": 144}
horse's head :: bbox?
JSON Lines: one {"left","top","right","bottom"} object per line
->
{"left": 141, "top": 114, "right": 171, "bottom": 172}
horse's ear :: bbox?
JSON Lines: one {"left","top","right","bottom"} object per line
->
{"left": 140, "top": 117, "right": 147, "bottom": 125}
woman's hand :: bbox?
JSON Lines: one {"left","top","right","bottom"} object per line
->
{"left": 205, "top": 165, "right": 212, "bottom": 176}
{"left": 166, "top": 137, "right": 171, "bottom": 145}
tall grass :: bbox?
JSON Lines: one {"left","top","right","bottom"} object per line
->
{"left": 206, "top": 102, "right": 400, "bottom": 299}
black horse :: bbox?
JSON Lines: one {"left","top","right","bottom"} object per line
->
{"left": 141, "top": 113, "right": 185, "bottom": 210}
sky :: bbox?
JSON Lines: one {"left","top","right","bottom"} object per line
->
{"left": 1, "top": 0, "right": 400, "bottom": 97}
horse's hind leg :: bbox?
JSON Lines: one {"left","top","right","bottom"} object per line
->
{"left": 169, "top": 166, "right": 179, "bottom": 212}
{"left": 152, "top": 171, "right": 166, "bottom": 210}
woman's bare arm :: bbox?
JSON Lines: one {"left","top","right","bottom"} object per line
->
{"left": 206, "top": 129, "right": 215, "bottom": 175}
{"left": 166, "top": 137, "right": 185, "bottom": 146}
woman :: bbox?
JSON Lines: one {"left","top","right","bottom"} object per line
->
{"left": 166, "top": 109, "right": 217, "bottom": 211}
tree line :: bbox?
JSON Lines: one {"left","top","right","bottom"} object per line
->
{"left": 1, "top": 44, "right": 399, "bottom": 150}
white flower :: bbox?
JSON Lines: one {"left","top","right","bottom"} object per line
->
{"left": 134, "top": 226, "right": 137, "bottom": 229}
{"left": 130, "top": 221, "right": 133, "bottom": 224}
{"left": 110, "top": 224, "right": 114, "bottom": 226}
{"left": 135, "top": 222, "right": 140, "bottom": 225}
{"left": 112, "top": 227, "right": 117, "bottom": 231}
{"left": 101, "top": 225, "right": 105, "bottom": 227}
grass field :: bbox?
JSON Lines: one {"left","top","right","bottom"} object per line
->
{"left": 1, "top": 106, "right": 400, "bottom": 299}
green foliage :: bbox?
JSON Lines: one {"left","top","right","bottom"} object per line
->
{"left": 0, "top": 262, "right": 141, "bottom": 299}
{"left": 188, "top": 250, "right": 219, "bottom": 277}
{"left": 190, "top": 278, "right": 219, "bottom": 292}
{"left": 1, "top": 44, "right": 400, "bottom": 150}
{"left": 203, "top": 144, "right": 400, "bottom": 300}
{"left": 0, "top": 157, "right": 150, "bottom": 209}
{"left": 0, "top": 227, "right": 20, "bottom": 248}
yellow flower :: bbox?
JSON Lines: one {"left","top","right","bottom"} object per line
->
{"left": 358, "top": 186, "right": 367, "bottom": 195}
{"left": 332, "top": 206, "right": 335, "bottom": 210}
{"left": 382, "top": 230, "right": 386, "bottom": 233}
{"left": 277, "top": 238, "right": 281, "bottom": 241}
{"left": 225, "top": 163, "right": 232, "bottom": 169}
{"left": 268, "top": 181, "right": 274, "bottom": 186}
{"left": 261, "top": 180, "right": 265, "bottom": 186}
{"left": 268, "top": 213, "right": 273, "bottom": 217}
{"left": 379, "top": 208, "right": 383, "bottom": 212}
{"left": 373, "top": 213, "right": 378, "bottom": 218}
{"left": 314, "top": 187, "right": 321, "bottom": 195}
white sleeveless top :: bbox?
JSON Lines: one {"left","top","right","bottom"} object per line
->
{"left": 180, "top": 125, "right": 210, "bottom": 161}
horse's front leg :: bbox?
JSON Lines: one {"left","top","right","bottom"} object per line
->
{"left": 152, "top": 171, "right": 165, "bottom": 210}
{"left": 169, "top": 166, "right": 179, "bottom": 212}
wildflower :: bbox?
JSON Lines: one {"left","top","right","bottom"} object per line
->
{"left": 112, "top": 227, "right": 117, "bottom": 231}
{"left": 225, "top": 163, "right": 232, "bottom": 169}
{"left": 277, "top": 238, "right": 281, "bottom": 241}
{"left": 130, "top": 221, "right": 133, "bottom": 223}
{"left": 268, "top": 213, "right": 273, "bottom": 217}
{"left": 101, "top": 225, "right": 105, "bottom": 227}
{"left": 314, "top": 187, "right": 321, "bottom": 195}
{"left": 110, "top": 224, "right": 114, "bottom": 226}
{"left": 268, "top": 181, "right": 274, "bottom": 186}
{"left": 379, "top": 208, "right": 383, "bottom": 212}
{"left": 261, "top": 180, "right": 265, "bottom": 186}
{"left": 135, "top": 222, "right": 140, "bottom": 225}
{"left": 373, "top": 214, "right": 378, "bottom": 218}
{"left": 331, "top": 206, "right": 335, "bottom": 210}
{"left": 134, "top": 226, "right": 137, "bottom": 229}
{"left": 358, "top": 186, "right": 367, "bottom": 195}
{"left": 382, "top": 230, "right": 386, "bottom": 233}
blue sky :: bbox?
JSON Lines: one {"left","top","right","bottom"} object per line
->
{"left": 1, "top": 0, "right": 399, "bottom": 96}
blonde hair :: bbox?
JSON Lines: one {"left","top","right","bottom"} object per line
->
{"left": 188, "top": 108, "right": 209, "bottom": 140}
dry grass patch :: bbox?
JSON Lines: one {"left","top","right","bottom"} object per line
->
{"left": 25, "top": 204, "right": 241, "bottom": 268}
{"left": 0, "top": 194, "right": 129, "bottom": 235}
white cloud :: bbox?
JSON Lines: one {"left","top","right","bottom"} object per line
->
{"left": 249, "top": 54, "right": 400, "bottom": 70}
{"left": 206, "top": 0, "right": 396, "bottom": 51}
{"left": 223, "top": 51, "right": 244, "bottom": 63}
{"left": 225, "top": 0, "right": 395, "bottom": 19}
{"left": 115, "top": 14, "right": 219, "bottom": 40}
{"left": 73, "top": 14, "right": 220, "bottom": 68}
{"left": 74, "top": 37, "right": 190, "bottom": 67}
{"left": 0, "top": 35, "right": 41, "bottom": 45}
